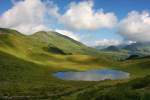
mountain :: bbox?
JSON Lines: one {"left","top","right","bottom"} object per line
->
{"left": 0, "top": 28, "right": 116, "bottom": 99}
{"left": 30, "top": 31, "right": 98, "bottom": 55}
{"left": 96, "top": 42, "right": 150, "bottom": 56}
{"left": 103, "top": 45, "right": 120, "bottom": 51}
{"left": 94, "top": 45, "right": 107, "bottom": 50}
{"left": 0, "top": 28, "right": 99, "bottom": 59}
{"left": 0, "top": 28, "right": 150, "bottom": 99}
{"left": 123, "top": 42, "right": 150, "bottom": 55}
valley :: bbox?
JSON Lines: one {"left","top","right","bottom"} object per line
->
{"left": 0, "top": 28, "right": 150, "bottom": 100}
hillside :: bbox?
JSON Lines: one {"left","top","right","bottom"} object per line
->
{"left": 0, "top": 28, "right": 150, "bottom": 99}
{"left": 0, "top": 28, "right": 102, "bottom": 98}
{"left": 0, "top": 50, "right": 98, "bottom": 99}
{"left": 0, "top": 28, "right": 111, "bottom": 99}
{"left": 103, "top": 46, "right": 120, "bottom": 51}
{"left": 69, "top": 75, "right": 150, "bottom": 100}
{"left": 30, "top": 31, "right": 98, "bottom": 55}
{"left": 0, "top": 28, "right": 98, "bottom": 57}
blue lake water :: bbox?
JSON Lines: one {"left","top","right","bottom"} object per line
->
{"left": 53, "top": 69, "right": 130, "bottom": 81}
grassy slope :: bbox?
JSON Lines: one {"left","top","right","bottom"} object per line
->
{"left": 0, "top": 28, "right": 115, "bottom": 99}
{"left": 0, "top": 28, "right": 122, "bottom": 70}
{"left": 0, "top": 50, "right": 100, "bottom": 99}
{"left": 116, "top": 57, "right": 150, "bottom": 78}
{"left": 0, "top": 50, "right": 150, "bottom": 99}
{"left": 0, "top": 28, "right": 150, "bottom": 99}
{"left": 30, "top": 31, "right": 98, "bottom": 55}
{"left": 62, "top": 57, "right": 150, "bottom": 100}
{"left": 68, "top": 75, "right": 150, "bottom": 100}
{"left": 0, "top": 28, "right": 98, "bottom": 56}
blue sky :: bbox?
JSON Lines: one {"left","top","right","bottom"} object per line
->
{"left": 1, "top": 0, "right": 150, "bottom": 19}
{"left": 0, "top": 0, "right": 150, "bottom": 46}
{"left": 50, "top": 0, "right": 150, "bottom": 19}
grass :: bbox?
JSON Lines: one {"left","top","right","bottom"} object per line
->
{"left": 0, "top": 49, "right": 149, "bottom": 100}
{"left": 71, "top": 76, "right": 150, "bottom": 100}
{"left": 0, "top": 28, "right": 150, "bottom": 99}
{"left": 115, "top": 57, "right": 150, "bottom": 78}
{"left": 0, "top": 51, "right": 99, "bottom": 99}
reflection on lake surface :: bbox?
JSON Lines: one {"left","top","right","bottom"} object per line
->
{"left": 54, "top": 69, "right": 130, "bottom": 81}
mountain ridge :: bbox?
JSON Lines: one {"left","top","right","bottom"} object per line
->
{"left": 0, "top": 28, "right": 99, "bottom": 59}
{"left": 95, "top": 42, "right": 150, "bottom": 56}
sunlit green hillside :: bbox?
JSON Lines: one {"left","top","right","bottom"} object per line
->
{"left": 0, "top": 28, "right": 150, "bottom": 100}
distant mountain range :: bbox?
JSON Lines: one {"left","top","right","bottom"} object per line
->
{"left": 95, "top": 42, "right": 150, "bottom": 56}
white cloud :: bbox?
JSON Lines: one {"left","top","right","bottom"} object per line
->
{"left": 0, "top": 0, "right": 52, "bottom": 34}
{"left": 95, "top": 39, "right": 121, "bottom": 46}
{"left": 118, "top": 11, "right": 150, "bottom": 42}
{"left": 55, "top": 29, "right": 80, "bottom": 41}
{"left": 0, "top": 0, "right": 118, "bottom": 36}
{"left": 59, "top": 1, "right": 117, "bottom": 30}
{"left": 46, "top": 1, "right": 60, "bottom": 17}
{"left": 0, "top": 0, "right": 86, "bottom": 41}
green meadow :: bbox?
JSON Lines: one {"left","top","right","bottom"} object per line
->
{"left": 0, "top": 28, "right": 150, "bottom": 100}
